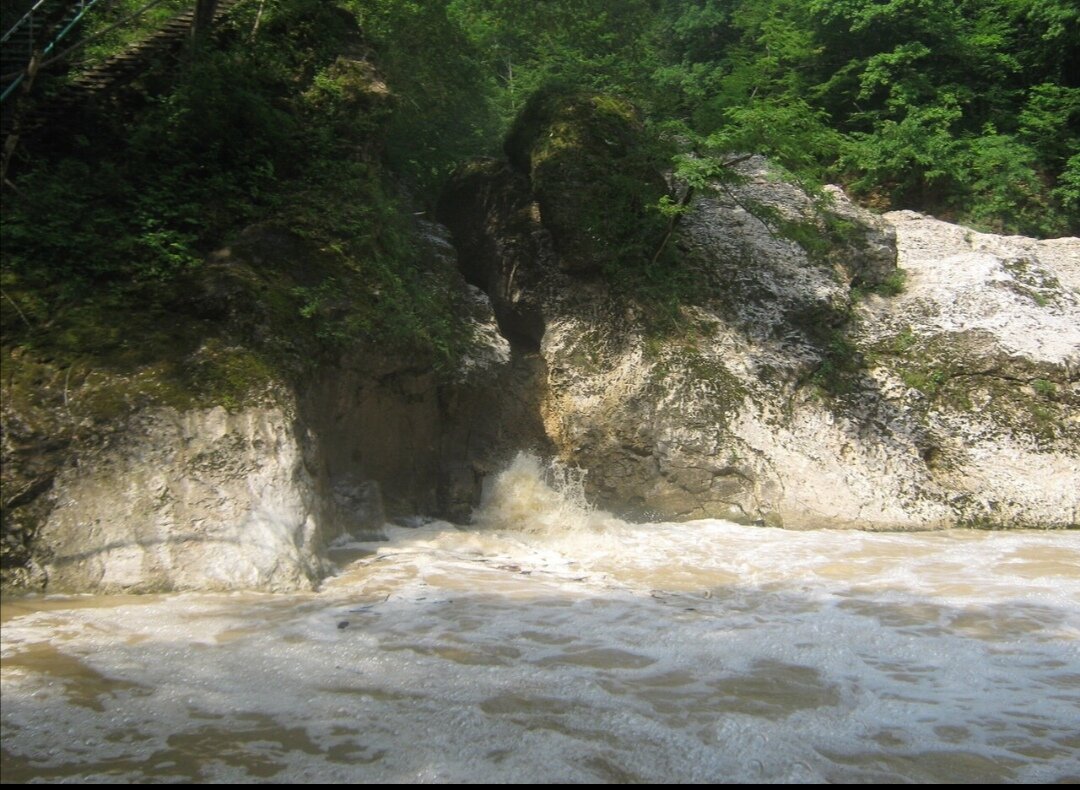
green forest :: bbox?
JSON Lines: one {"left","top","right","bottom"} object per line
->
{"left": 1, "top": 0, "right": 1077, "bottom": 395}
{"left": 365, "top": 0, "right": 1080, "bottom": 236}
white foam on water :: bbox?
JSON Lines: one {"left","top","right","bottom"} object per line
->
{"left": 2, "top": 453, "right": 1078, "bottom": 782}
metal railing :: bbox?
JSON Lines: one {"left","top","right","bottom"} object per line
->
{"left": 1, "top": 0, "right": 104, "bottom": 102}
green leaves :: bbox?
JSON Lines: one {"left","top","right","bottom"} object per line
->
{"left": 1051, "top": 155, "right": 1080, "bottom": 216}
{"left": 639, "top": 0, "right": 1078, "bottom": 234}
{"left": 1, "top": 0, "right": 481, "bottom": 383}
{"left": 1019, "top": 84, "right": 1080, "bottom": 168}
{"left": 348, "top": 0, "right": 498, "bottom": 193}
{"left": 366, "top": 0, "right": 1074, "bottom": 234}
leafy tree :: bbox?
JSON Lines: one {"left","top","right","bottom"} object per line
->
{"left": 641, "top": 0, "right": 1077, "bottom": 234}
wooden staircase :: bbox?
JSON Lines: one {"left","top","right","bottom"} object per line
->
{"left": 1, "top": 1, "right": 101, "bottom": 103}
{"left": 1, "top": 0, "right": 243, "bottom": 138}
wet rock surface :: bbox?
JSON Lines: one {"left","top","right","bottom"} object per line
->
{"left": 1, "top": 220, "right": 550, "bottom": 593}
{"left": 441, "top": 154, "right": 1079, "bottom": 529}
{"left": 4, "top": 153, "right": 1076, "bottom": 594}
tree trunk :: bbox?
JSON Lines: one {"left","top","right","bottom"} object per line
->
{"left": 190, "top": 0, "right": 220, "bottom": 43}
{"left": 1, "top": 51, "right": 41, "bottom": 185}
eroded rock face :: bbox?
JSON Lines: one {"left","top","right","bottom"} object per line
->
{"left": 1, "top": 219, "right": 550, "bottom": 593}
{"left": 5, "top": 152, "right": 1075, "bottom": 594}
{"left": 298, "top": 341, "right": 549, "bottom": 528}
{"left": 854, "top": 212, "right": 1079, "bottom": 528}
{"left": 441, "top": 154, "right": 1079, "bottom": 529}
{"left": 823, "top": 185, "right": 897, "bottom": 288}
{"left": 37, "top": 402, "right": 327, "bottom": 593}
{"left": 437, "top": 159, "right": 556, "bottom": 348}
{"left": 295, "top": 218, "right": 551, "bottom": 528}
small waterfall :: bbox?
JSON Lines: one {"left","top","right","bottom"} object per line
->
{"left": 471, "top": 452, "right": 621, "bottom": 536}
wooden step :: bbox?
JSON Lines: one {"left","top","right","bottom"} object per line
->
{"left": 4, "top": 0, "right": 248, "bottom": 137}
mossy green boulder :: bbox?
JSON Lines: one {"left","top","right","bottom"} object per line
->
{"left": 504, "top": 89, "right": 670, "bottom": 276}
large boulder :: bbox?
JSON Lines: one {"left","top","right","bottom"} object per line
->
{"left": 1, "top": 218, "right": 551, "bottom": 593}
{"left": 503, "top": 89, "right": 670, "bottom": 277}
{"left": 35, "top": 401, "right": 327, "bottom": 593}
{"left": 441, "top": 150, "right": 1079, "bottom": 529}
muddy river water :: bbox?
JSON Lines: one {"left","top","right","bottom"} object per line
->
{"left": 2, "top": 456, "right": 1078, "bottom": 782}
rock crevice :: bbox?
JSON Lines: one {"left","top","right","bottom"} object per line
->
{"left": 440, "top": 150, "right": 1078, "bottom": 531}
{"left": 4, "top": 150, "right": 1077, "bottom": 593}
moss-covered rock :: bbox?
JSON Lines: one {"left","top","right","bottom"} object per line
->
{"left": 442, "top": 149, "right": 1077, "bottom": 529}
{"left": 504, "top": 88, "right": 670, "bottom": 277}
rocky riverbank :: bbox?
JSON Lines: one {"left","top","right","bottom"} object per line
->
{"left": 3, "top": 109, "right": 1076, "bottom": 593}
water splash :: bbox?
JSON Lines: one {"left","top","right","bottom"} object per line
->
{"left": 471, "top": 452, "right": 620, "bottom": 536}
{"left": 3, "top": 455, "right": 1079, "bottom": 783}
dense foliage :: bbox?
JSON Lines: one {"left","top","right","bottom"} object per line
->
{"left": 1, "top": 0, "right": 473, "bottom": 400}
{"left": 356, "top": 0, "right": 1078, "bottom": 236}
{"left": 1, "top": 0, "right": 1076, "bottom": 398}
{"left": 648, "top": 0, "right": 1079, "bottom": 235}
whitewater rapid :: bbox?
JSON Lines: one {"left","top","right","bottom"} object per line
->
{"left": 2, "top": 455, "right": 1078, "bottom": 782}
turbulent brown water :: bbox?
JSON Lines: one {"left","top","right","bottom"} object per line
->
{"left": 2, "top": 455, "right": 1078, "bottom": 783}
